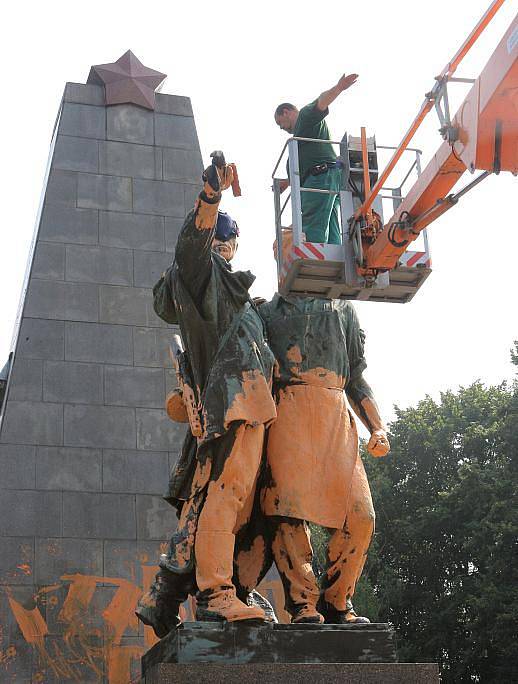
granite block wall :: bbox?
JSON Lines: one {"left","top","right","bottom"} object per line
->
{"left": 0, "top": 82, "right": 202, "bottom": 683}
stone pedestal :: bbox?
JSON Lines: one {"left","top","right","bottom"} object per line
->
{"left": 140, "top": 622, "right": 440, "bottom": 683}
{"left": 142, "top": 662, "right": 440, "bottom": 683}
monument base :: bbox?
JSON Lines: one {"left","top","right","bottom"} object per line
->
{"left": 139, "top": 621, "right": 438, "bottom": 682}
{"left": 142, "top": 622, "right": 397, "bottom": 673}
{"left": 141, "top": 662, "right": 440, "bottom": 683}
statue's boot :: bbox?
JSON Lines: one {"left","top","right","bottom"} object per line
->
{"left": 318, "top": 598, "right": 370, "bottom": 624}
{"left": 271, "top": 518, "right": 324, "bottom": 624}
{"left": 195, "top": 531, "right": 268, "bottom": 622}
{"left": 135, "top": 560, "right": 191, "bottom": 638}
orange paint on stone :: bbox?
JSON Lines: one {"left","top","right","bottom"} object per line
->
{"left": 6, "top": 594, "right": 48, "bottom": 646}
{"left": 59, "top": 574, "right": 97, "bottom": 624}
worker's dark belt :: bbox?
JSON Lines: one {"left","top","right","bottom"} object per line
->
{"left": 302, "top": 160, "right": 343, "bottom": 185}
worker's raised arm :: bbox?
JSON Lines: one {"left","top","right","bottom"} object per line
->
{"left": 317, "top": 73, "right": 358, "bottom": 112}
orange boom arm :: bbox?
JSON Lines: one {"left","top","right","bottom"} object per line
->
{"left": 360, "top": 6, "right": 518, "bottom": 273}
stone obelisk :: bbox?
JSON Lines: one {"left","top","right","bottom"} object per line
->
{"left": 0, "top": 51, "right": 201, "bottom": 683}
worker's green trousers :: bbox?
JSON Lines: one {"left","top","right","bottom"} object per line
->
{"left": 301, "top": 167, "right": 342, "bottom": 244}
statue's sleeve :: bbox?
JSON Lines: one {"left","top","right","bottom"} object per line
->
{"left": 345, "top": 305, "right": 367, "bottom": 382}
{"left": 174, "top": 209, "right": 215, "bottom": 307}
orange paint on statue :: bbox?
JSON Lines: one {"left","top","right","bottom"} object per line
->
{"left": 262, "top": 383, "right": 358, "bottom": 528}
{"left": 223, "top": 369, "right": 277, "bottom": 431}
{"left": 235, "top": 535, "right": 266, "bottom": 592}
{"left": 272, "top": 522, "right": 320, "bottom": 612}
{"left": 286, "top": 345, "right": 303, "bottom": 364}
{"left": 360, "top": 396, "right": 386, "bottom": 432}
{"left": 323, "top": 456, "right": 375, "bottom": 610}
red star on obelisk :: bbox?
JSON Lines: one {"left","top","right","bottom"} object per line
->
{"left": 87, "top": 50, "right": 167, "bottom": 110}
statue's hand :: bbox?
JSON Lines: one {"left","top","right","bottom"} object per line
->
{"left": 202, "top": 151, "right": 234, "bottom": 192}
{"left": 367, "top": 429, "right": 390, "bottom": 458}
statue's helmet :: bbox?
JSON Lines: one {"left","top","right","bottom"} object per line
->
{"left": 215, "top": 211, "right": 239, "bottom": 242}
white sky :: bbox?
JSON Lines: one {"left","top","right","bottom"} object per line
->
{"left": 0, "top": 0, "right": 517, "bottom": 424}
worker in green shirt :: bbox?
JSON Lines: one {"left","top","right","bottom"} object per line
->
{"left": 274, "top": 73, "right": 358, "bottom": 244}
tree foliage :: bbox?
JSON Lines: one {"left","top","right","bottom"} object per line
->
{"left": 357, "top": 345, "right": 518, "bottom": 682}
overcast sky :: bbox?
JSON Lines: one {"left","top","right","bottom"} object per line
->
{"left": 0, "top": 0, "right": 516, "bottom": 424}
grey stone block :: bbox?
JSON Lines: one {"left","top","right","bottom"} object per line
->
{"left": 155, "top": 94, "right": 193, "bottom": 117}
{"left": 31, "top": 242, "right": 65, "bottom": 280}
{"left": 107, "top": 104, "right": 154, "bottom": 144}
{"left": 8, "top": 358, "right": 43, "bottom": 401}
{"left": 163, "top": 148, "right": 202, "bottom": 183}
{"left": 64, "top": 82, "right": 105, "bottom": 106}
{"left": 66, "top": 244, "right": 133, "bottom": 285}
{"left": 36, "top": 446, "right": 102, "bottom": 491}
{"left": 99, "top": 140, "right": 158, "bottom": 179}
{"left": 65, "top": 321, "right": 133, "bottom": 365}
{"left": 77, "top": 173, "right": 132, "bottom": 212}
{"left": 45, "top": 170, "right": 77, "bottom": 207}
{"left": 99, "top": 285, "right": 161, "bottom": 327}
{"left": 17, "top": 318, "right": 64, "bottom": 360}
{"left": 133, "top": 251, "right": 172, "bottom": 289}
{"left": 0, "top": 444, "right": 36, "bottom": 489}
{"left": 59, "top": 102, "right": 106, "bottom": 139}
{"left": 34, "top": 537, "right": 103, "bottom": 584}
{"left": 62, "top": 282, "right": 99, "bottom": 322}
{"left": 165, "top": 217, "right": 184, "bottom": 252}
{"left": 103, "top": 539, "right": 137, "bottom": 581}
{"left": 133, "top": 327, "right": 176, "bottom": 368}
{"left": 183, "top": 184, "right": 199, "bottom": 212}
{"left": 136, "top": 494, "right": 178, "bottom": 539}
{"left": 105, "top": 365, "right": 164, "bottom": 408}
{"left": 168, "top": 451, "right": 179, "bottom": 473}
{"left": 0, "top": 490, "right": 62, "bottom": 536}
{"left": 0, "top": 400, "right": 63, "bottom": 446}
{"left": 164, "top": 368, "right": 178, "bottom": 395}
{"left": 103, "top": 449, "right": 169, "bottom": 494}
{"left": 136, "top": 408, "right": 186, "bottom": 451}
{"left": 64, "top": 404, "right": 136, "bottom": 449}
{"left": 99, "top": 211, "right": 164, "bottom": 251}
{"left": 39, "top": 205, "right": 99, "bottom": 245}
{"left": 38, "top": 203, "right": 99, "bottom": 245}
{"left": 53, "top": 135, "right": 99, "bottom": 173}
{"left": 25, "top": 280, "right": 99, "bottom": 322}
{"left": 63, "top": 492, "right": 136, "bottom": 539}
{"left": 0, "top": 538, "right": 34, "bottom": 585}
{"left": 155, "top": 114, "right": 200, "bottom": 150}
{"left": 43, "top": 361, "right": 103, "bottom": 404}
{"left": 133, "top": 179, "right": 184, "bottom": 217}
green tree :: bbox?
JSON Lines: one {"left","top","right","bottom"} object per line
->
{"left": 360, "top": 345, "right": 518, "bottom": 682}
